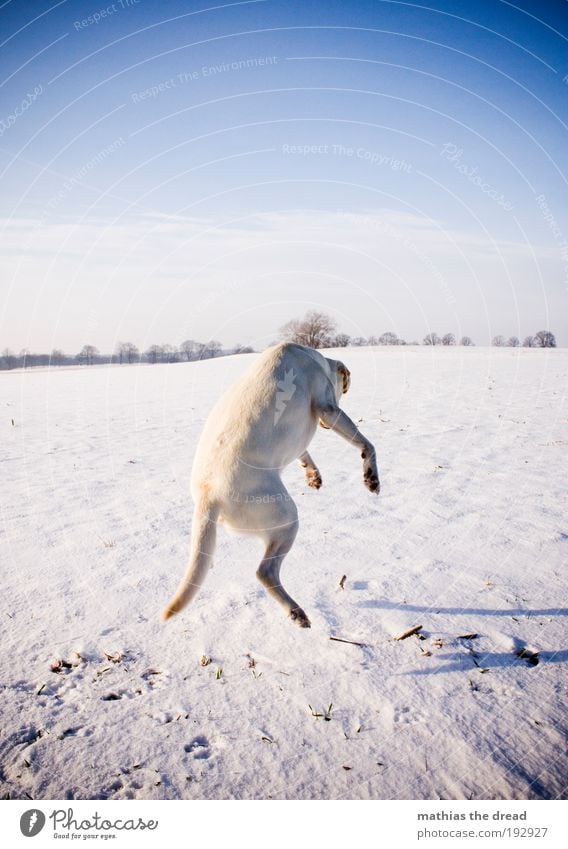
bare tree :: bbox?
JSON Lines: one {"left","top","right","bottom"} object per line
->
{"left": 506, "top": 336, "right": 520, "bottom": 347}
{"left": 160, "top": 344, "right": 179, "bottom": 363}
{"left": 50, "top": 348, "right": 66, "bottom": 366}
{"left": 1, "top": 348, "right": 17, "bottom": 369}
{"left": 200, "top": 340, "right": 222, "bottom": 359}
{"left": 78, "top": 344, "right": 99, "bottom": 365}
{"left": 378, "top": 331, "right": 399, "bottom": 346}
{"left": 123, "top": 342, "right": 139, "bottom": 363}
{"left": 231, "top": 343, "right": 255, "bottom": 354}
{"left": 350, "top": 336, "right": 367, "bottom": 346}
{"left": 534, "top": 330, "right": 556, "bottom": 348}
{"left": 180, "top": 339, "right": 199, "bottom": 361}
{"left": 460, "top": 336, "right": 474, "bottom": 346}
{"left": 332, "top": 333, "right": 351, "bottom": 347}
{"left": 423, "top": 332, "right": 440, "bottom": 346}
{"left": 441, "top": 333, "right": 456, "bottom": 346}
{"left": 523, "top": 335, "right": 535, "bottom": 347}
{"left": 279, "top": 310, "right": 337, "bottom": 349}
{"left": 116, "top": 341, "right": 138, "bottom": 364}
{"left": 492, "top": 335, "right": 506, "bottom": 347}
{"left": 146, "top": 344, "right": 162, "bottom": 364}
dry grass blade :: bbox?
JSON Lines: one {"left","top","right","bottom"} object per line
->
{"left": 329, "top": 635, "right": 368, "bottom": 647}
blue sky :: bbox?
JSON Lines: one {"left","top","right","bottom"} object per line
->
{"left": 1, "top": 0, "right": 567, "bottom": 352}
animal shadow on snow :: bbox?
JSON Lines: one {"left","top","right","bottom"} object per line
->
{"left": 358, "top": 600, "right": 568, "bottom": 675}
{"left": 406, "top": 649, "right": 568, "bottom": 676}
{"left": 358, "top": 600, "right": 568, "bottom": 618}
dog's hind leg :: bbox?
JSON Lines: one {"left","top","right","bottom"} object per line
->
{"left": 298, "top": 450, "right": 322, "bottom": 489}
{"left": 253, "top": 498, "right": 310, "bottom": 627}
{"left": 257, "top": 530, "right": 310, "bottom": 627}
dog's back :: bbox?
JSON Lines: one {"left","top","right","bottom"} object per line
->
{"left": 191, "top": 343, "right": 328, "bottom": 499}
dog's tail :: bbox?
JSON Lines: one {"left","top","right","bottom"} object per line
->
{"left": 162, "top": 498, "right": 219, "bottom": 621}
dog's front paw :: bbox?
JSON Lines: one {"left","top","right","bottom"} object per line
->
{"left": 290, "top": 607, "right": 311, "bottom": 628}
{"left": 364, "top": 467, "right": 380, "bottom": 494}
{"left": 307, "top": 469, "right": 322, "bottom": 489}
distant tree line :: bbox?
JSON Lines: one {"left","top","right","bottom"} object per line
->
{"left": 491, "top": 331, "right": 556, "bottom": 348}
{"left": 279, "top": 311, "right": 557, "bottom": 350}
{"left": 0, "top": 318, "right": 557, "bottom": 371}
{"left": 0, "top": 339, "right": 255, "bottom": 370}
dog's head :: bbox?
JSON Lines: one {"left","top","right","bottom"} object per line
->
{"left": 337, "top": 361, "right": 351, "bottom": 396}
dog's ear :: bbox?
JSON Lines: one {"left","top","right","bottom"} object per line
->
{"left": 337, "top": 363, "right": 351, "bottom": 394}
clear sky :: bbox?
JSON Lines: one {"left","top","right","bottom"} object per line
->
{"left": 1, "top": 0, "right": 567, "bottom": 353}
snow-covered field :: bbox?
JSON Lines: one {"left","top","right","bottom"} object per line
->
{"left": 1, "top": 346, "right": 566, "bottom": 801}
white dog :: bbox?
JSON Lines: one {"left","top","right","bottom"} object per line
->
{"left": 162, "top": 342, "right": 379, "bottom": 628}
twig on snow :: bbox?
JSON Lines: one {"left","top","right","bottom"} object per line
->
{"left": 329, "top": 635, "right": 368, "bottom": 647}
{"left": 394, "top": 625, "right": 423, "bottom": 641}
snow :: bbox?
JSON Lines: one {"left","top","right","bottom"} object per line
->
{"left": 0, "top": 346, "right": 566, "bottom": 801}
